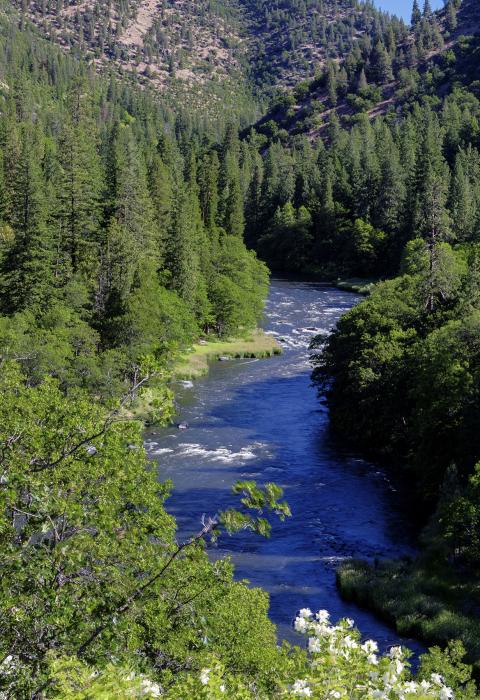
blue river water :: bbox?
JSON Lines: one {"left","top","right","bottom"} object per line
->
{"left": 146, "top": 279, "right": 423, "bottom": 652}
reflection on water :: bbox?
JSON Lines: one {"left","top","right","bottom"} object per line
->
{"left": 146, "top": 279, "right": 422, "bottom": 652}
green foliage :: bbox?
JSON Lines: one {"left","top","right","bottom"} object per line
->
{"left": 0, "top": 13, "right": 271, "bottom": 406}
{"left": 338, "top": 559, "right": 480, "bottom": 680}
{"left": 0, "top": 361, "right": 294, "bottom": 696}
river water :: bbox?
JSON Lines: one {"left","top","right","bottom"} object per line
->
{"left": 146, "top": 279, "right": 422, "bottom": 651}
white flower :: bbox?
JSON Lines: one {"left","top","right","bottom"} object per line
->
{"left": 200, "top": 668, "right": 210, "bottom": 686}
{"left": 389, "top": 646, "right": 403, "bottom": 659}
{"left": 292, "top": 679, "right": 312, "bottom": 696}
{"left": 315, "top": 609, "right": 330, "bottom": 623}
{"left": 345, "top": 617, "right": 354, "bottom": 628}
{"left": 362, "top": 640, "right": 379, "bottom": 654}
{"left": 420, "top": 680, "right": 431, "bottom": 691}
{"left": 329, "top": 692, "right": 341, "bottom": 698}
{"left": 343, "top": 635, "right": 358, "bottom": 650}
{"left": 439, "top": 687, "right": 454, "bottom": 700}
{"left": 294, "top": 616, "right": 309, "bottom": 633}
{"left": 382, "top": 671, "right": 397, "bottom": 686}
{"left": 299, "top": 608, "right": 313, "bottom": 619}
{"left": 403, "top": 681, "right": 418, "bottom": 693}
{"left": 140, "top": 679, "right": 161, "bottom": 698}
{"left": 308, "top": 637, "right": 322, "bottom": 653}
{"left": 219, "top": 685, "right": 225, "bottom": 693}
{"left": 367, "top": 653, "right": 378, "bottom": 665}
{"left": 312, "top": 622, "right": 331, "bottom": 637}
{"left": 431, "top": 673, "right": 444, "bottom": 686}
{"left": 392, "top": 659, "right": 404, "bottom": 675}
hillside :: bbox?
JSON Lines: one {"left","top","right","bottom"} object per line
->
{"left": 11, "top": 0, "right": 408, "bottom": 115}
{"left": 252, "top": 0, "right": 479, "bottom": 141}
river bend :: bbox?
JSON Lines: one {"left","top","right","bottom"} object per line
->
{"left": 146, "top": 279, "right": 421, "bottom": 650}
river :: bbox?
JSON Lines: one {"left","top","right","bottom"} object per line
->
{"left": 145, "top": 278, "right": 422, "bottom": 652}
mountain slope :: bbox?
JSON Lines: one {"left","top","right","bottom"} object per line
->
{"left": 11, "top": 0, "right": 408, "bottom": 114}
{"left": 251, "top": 0, "right": 479, "bottom": 141}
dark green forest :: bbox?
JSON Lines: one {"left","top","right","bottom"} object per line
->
{"left": 2, "top": 0, "right": 480, "bottom": 695}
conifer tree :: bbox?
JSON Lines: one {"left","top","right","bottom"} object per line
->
{"left": 112, "top": 125, "right": 157, "bottom": 263}
{"left": 411, "top": 0, "right": 422, "bottom": 27}
{"left": 198, "top": 149, "right": 220, "bottom": 234}
{"left": 55, "top": 111, "right": 103, "bottom": 278}
{"left": 165, "top": 179, "right": 202, "bottom": 314}
{"left": 218, "top": 125, "right": 245, "bottom": 237}
{"left": 1, "top": 125, "right": 53, "bottom": 313}
{"left": 450, "top": 152, "right": 476, "bottom": 242}
{"left": 445, "top": 0, "right": 458, "bottom": 32}
{"left": 245, "top": 151, "right": 264, "bottom": 245}
{"left": 148, "top": 152, "right": 173, "bottom": 263}
{"left": 370, "top": 40, "right": 393, "bottom": 84}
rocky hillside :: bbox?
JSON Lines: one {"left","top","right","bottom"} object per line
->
{"left": 250, "top": 0, "right": 480, "bottom": 142}
{"left": 11, "top": 0, "right": 408, "bottom": 114}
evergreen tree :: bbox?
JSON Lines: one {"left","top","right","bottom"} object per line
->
{"left": 198, "top": 149, "right": 220, "bottom": 233}
{"left": 411, "top": 0, "right": 422, "bottom": 27}
{"left": 148, "top": 152, "right": 173, "bottom": 263}
{"left": 450, "top": 152, "right": 477, "bottom": 242}
{"left": 112, "top": 125, "right": 157, "bottom": 262}
{"left": 370, "top": 40, "right": 393, "bottom": 84}
{"left": 218, "top": 125, "right": 245, "bottom": 238}
{"left": 1, "top": 125, "right": 53, "bottom": 313}
{"left": 55, "top": 113, "right": 103, "bottom": 279}
{"left": 423, "top": 0, "right": 433, "bottom": 20}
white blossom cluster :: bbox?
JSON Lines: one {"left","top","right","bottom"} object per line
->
{"left": 290, "top": 609, "right": 455, "bottom": 700}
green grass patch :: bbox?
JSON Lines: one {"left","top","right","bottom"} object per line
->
{"left": 172, "top": 329, "right": 282, "bottom": 380}
{"left": 335, "top": 277, "right": 378, "bottom": 295}
{"left": 337, "top": 559, "right": 480, "bottom": 671}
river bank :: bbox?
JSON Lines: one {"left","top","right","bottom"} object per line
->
{"left": 334, "top": 277, "right": 377, "bottom": 295}
{"left": 338, "top": 556, "right": 480, "bottom": 673}
{"left": 126, "top": 329, "right": 281, "bottom": 424}
{"left": 172, "top": 329, "right": 281, "bottom": 380}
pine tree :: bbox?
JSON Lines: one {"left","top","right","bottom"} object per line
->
{"left": 357, "top": 68, "right": 368, "bottom": 91}
{"left": 148, "top": 152, "right": 173, "bottom": 263}
{"left": 112, "top": 125, "right": 157, "bottom": 262}
{"left": 411, "top": 0, "right": 421, "bottom": 26}
{"left": 450, "top": 152, "right": 476, "bottom": 242}
{"left": 55, "top": 109, "right": 103, "bottom": 278}
{"left": 165, "top": 179, "right": 202, "bottom": 313}
{"left": 423, "top": 0, "right": 433, "bottom": 20}
{"left": 326, "top": 61, "right": 338, "bottom": 106}
{"left": 445, "top": 0, "right": 458, "bottom": 32}
{"left": 198, "top": 150, "right": 219, "bottom": 234}
{"left": 375, "top": 126, "right": 406, "bottom": 236}
{"left": 218, "top": 125, "right": 245, "bottom": 237}
{"left": 245, "top": 151, "right": 264, "bottom": 245}
{"left": 1, "top": 125, "right": 53, "bottom": 313}
{"left": 416, "top": 115, "right": 452, "bottom": 311}
{"left": 370, "top": 40, "right": 393, "bottom": 84}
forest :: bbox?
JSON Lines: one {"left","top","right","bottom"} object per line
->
{"left": 1, "top": 0, "right": 480, "bottom": 696}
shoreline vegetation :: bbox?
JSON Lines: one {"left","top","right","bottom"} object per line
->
{"left": 337, "top": 559, "right": 480, "bottom": 675}
{"left": 334, "top": 277, "right": 378, "bottom": 295}
{"left": 172, "top": 328, "right": 282, "bottom": 380}
{"left": 126, "top": 329, "right": 281, "bottom": 424}
{"left": 314, "top": 254, "right": 480, "bottom": 681}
